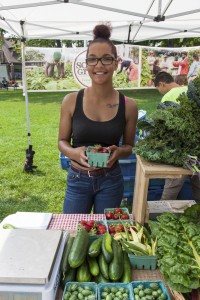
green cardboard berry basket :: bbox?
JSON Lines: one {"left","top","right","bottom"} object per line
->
{"left": 62, "top": 282, "right": 97, "bottom": 300}
{"left": 104, "top": 207, "right": 130, "bottom": 219}
{"left": 98, "top": 282, "right": 134, "bottom": 300}
{"left": 128, "top": 254, "right": 157, "bottom": 270}
{"left": 131, "top": 280, "right": 170, "bottom": 300}
{"left": 86, "top": 146, "right": 111, "bottom": 167}
{"left": 76, "top": 220, "right": 108, "bottom": 242}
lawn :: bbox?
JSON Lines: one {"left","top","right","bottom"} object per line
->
{"left": 0, "top": 88, "right": 161, "bottom": 221}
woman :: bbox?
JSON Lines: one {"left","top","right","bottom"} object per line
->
{"left": 58, "top": 23, "right": 138, "bottom": 214}
{"left": 187, "top": 53, "right": 200, "bottom": 82}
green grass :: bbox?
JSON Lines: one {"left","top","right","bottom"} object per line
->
{"left": 0, "top": 88, "right": 161, "bottom": 221}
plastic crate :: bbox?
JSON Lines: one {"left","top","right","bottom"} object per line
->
{"left": 119, "top": 159, "right": 137, "bottom": 177}
{"left": 147, "top": 188, "right": 164, "bottom": 201}
{"left": 131, "top": 280, "right": 170, "bottom": 300}
{"left": 98, "top": 282, "right": 134, "bottom": 300}
{"left": 86, "top": 146, "right": 111, "bottom": 167}
{"left": 59, "top": 152, "right": 71, "bottom": 170}
{"left": 128, "top": 254, "right": 157, "bottom": 270}
{"left": 62, "top": 282, "right": 97, "bottom": 300}
{"left": 123, "top": 176, "right": 135, "bottom": 193}
{"left": 76, "top": 220, "right": 108, "bottom": 242}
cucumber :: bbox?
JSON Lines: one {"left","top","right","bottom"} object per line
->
{"left": 98, "top": 253, "right": 109, "bottom": 280}
{"left": 102, "top": 232, "right": 113, "bottom": 263}
{"left": 76, "top": 260, "right": 92, "bottom": 282}
{"left": 60, "top": 236, "right": 74, "bottom": 274}
{"left": 87, "top": 255, "right": 99, "bottom": 277}
{"left": 94, "top": 271, "right": 110, "bottom": 283}
{"left": 88, "top": 237, "right": 102, "bottom": 257}
{"left": 120, "top": 251, "right": 132, "bottom": 282}
{"left": 109, "top": 239, "right": 124, "bottom": 281}
{"left": 60, "top": 267, "right": 76, "bottom": 290}
{"left": 68, "top": 228, "right": 89, "bottom": 268}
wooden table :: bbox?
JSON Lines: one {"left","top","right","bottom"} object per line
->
{"left": 132, "top": 155, "right": 192, "bottom": 224}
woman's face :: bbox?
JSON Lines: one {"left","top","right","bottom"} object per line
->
{"left": 86, "top": 42, "right": 118, "bottom": 85}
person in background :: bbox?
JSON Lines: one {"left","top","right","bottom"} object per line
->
{"left": 187, "top": 53, "right": 200, "bottom": 82}
{"left": 45, "top": 51, "right": 64, "bottom": 78}
{"left": 117, "top": 57, "right": 132, "bottom": 74}
{"left": 160, "top": 55, "right": 170, "bottom": 72}
{"left": 152, "top": 59, "right": 161, "bottom": 80}
{"left": 58, "top": 23, "right": 138, "bottom": 214}
{"left": 172, "top": 51, "right": 189, "bottom": 85}
{"left": 128, "top": 62, "right": 138, "bottom": 81}
{"left": 154, "top": 71, "right": 200, "bottom": 202}
{"left": 2, "top": 77, "right": 9, "bottom": 90}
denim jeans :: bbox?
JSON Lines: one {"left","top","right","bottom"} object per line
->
{"left": 63, "top": 165, "right": 124, "bottom": 214}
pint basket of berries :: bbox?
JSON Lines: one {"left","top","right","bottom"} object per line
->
{"left": 86, "top": 145, "right": 111, "bottom": 167}
{"left": 104, "top": 207, "right": 130, "bottom": 220}
{"left": 77, "top": 220, "right": 108, "bottom": 241}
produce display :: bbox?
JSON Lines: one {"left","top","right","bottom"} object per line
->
{"left": 134, "top": 76, "right": 200, "bottom": 173}
{"left": 148, "top": 204, "right": 200, "bottom": 293}
{"left": 60, "top": 205, "right": 200, "bottom": 299}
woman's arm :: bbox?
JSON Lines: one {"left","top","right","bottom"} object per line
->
{"left": 58, "top": 92, "right": 90, "bottom": 167}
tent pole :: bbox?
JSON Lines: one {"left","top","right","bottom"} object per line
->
{"left": 21, "top": 40, "right": 31, "bottom": 146}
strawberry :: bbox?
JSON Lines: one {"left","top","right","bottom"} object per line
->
{"left": 108, "top": 225, "right": 116, "bottom": 234}
{"left": 79, "top": 220, "right": 86, "bottom": 225}
{"left": 121, "top": 213, "right": 129, "bottom": 220}
{"left": 115, "top": 224, "right": 124, "bottom": 232}
{"left": 113, "top": 213, "right": 119, "bottom": 220}
{"left": 105, "top": 211, "right": 114, "bottom": 220}
{"left": 98, "top": 227, "right": 106, "bottom": 234}
{"left": 102, "top": 148, "right": 109, "bottom": 153}
{"left": 114, "top": 208, "right": 123, "bottom": 215}
{"left": 82, "top": 224, "right": 92, "bottom": 232}
{"left": 86, "top": 220, "right": 95, "bottom": 227}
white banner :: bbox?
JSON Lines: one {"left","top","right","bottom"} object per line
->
{"left": 24, "top": 45, "right": 200, "bottom": 91}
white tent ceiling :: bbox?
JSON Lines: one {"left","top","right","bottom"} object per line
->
{"left": 0, "top": 0, "right": 200, "bottom": 43}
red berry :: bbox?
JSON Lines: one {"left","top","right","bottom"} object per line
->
{"left": 105, "top": 211, "right": 114, "bottom": 220}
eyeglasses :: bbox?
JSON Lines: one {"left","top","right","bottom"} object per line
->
{"left": 86, "top": 56, "right": 116, "bottom": 66}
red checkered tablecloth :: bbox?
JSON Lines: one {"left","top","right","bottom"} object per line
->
{"left": 48, "top": 214, "right": 106, "bottom": 231}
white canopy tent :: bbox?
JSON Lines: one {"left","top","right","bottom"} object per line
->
{"left": 0, "top": 0, "right": 200, "bottom": 171}
{"left": 0, "top": 0, "right": 200, "bottom": 43}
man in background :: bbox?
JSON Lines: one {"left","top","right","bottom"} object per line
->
{"left": 45, "top": 51, "right": 64, "bottom": 78}
{"left": 117, "top": 57, "right": 132, "bottom": 74}
{"left": 172, "top": 51, "right": 189, "bottom": 85}
{"left": 154, "top": 71, "right": 200, "bottom": 202}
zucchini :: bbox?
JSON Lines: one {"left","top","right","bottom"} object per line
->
{"left": 68, "top": 228, "right": 89, "bottom": 268}
{"left": 109, "top": 239, "right": 124, "bottom": 281}
{"left": 102, "top": 232, "right": 113, "bottom": 263}
{"left": 60, "top": 267, "right": 76, "bottom": 290}
{"left": 60, "top": 236, "right": 74, "bottom": 274}
{"left": 88, "top": 237, "right": 102, "bottom": 257}
{"left": 87, "top": 255, "right": 99, "bottom": 277}
{"left": 98, "top": 253, "right": 109, "bottom": 280}
{"left": 76, "top": 260, "right": 92, "bottom": 282}
{"left": 94, "top": 271, "right": 110, "bottom": 283}
{"left": 120, "top": 251, "right": 132, "bottom": 282}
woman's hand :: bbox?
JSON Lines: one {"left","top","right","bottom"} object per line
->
{"left": 73, "top": 146, "right": 91, "bottom": 168}
{"left": 106, "top": 145, "right": 119, "bottom": 168}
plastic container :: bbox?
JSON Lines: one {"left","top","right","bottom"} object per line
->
{"left": 131, "top": 280, "right": 170, "bottom": 300}
{"left": 119, "top": 158, "right": 137, "bottom": 177}
{"left": 62, "top": 282, "right": 97, "bottom": 300}
{"left": 147, "top": 188, "right": 164, "bottom": 201}
{"left": 59, "top": 152, "right": 71, "bottom": 170}
{"left": 86, "top": 146, "right": 111, "bottom": 167}
{"left": 123, "top": 176, "right": 135, "bottom": 193}
{"left": 128, "top": 254, "right": 157, "bottom": 270}
{"left": 98, "top": 282, "right": 134, "bottom": 300}
{"left": 76, "top": 220, "right": 108, "bottom": 242}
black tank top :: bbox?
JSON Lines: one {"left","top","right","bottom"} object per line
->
{"left": 72, "top": 89, "right": 126, "bottom": 148}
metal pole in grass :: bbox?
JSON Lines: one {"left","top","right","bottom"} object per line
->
{"left": 20, "top": 21, "right": 37, "bottom": 172}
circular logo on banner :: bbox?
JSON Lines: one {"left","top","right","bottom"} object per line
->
{"left": 72, "top": 50, "right": 91, "bottom": 87}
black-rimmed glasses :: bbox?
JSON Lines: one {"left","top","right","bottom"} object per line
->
{"left": 86, "top": 56, "right": 116, "bottom": 66}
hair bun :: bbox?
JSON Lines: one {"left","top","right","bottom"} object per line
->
{"left": 93, "top": 23, "right": 112, "bottom": 40}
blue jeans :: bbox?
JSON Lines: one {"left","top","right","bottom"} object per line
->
{"left": 63, "top": 165, "right": 124, "bottom": 214}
